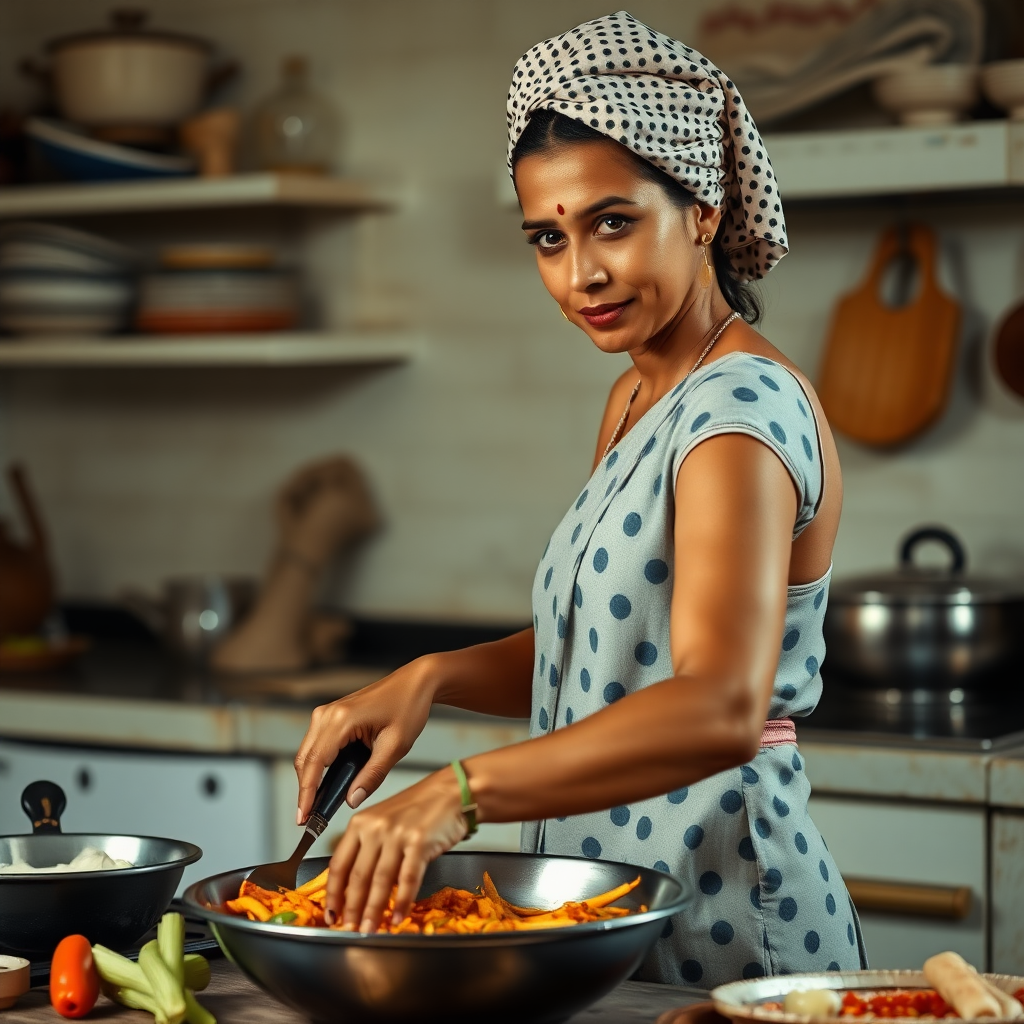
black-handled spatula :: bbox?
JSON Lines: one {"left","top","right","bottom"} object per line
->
{"left": 247, "top": 739, "right": 372, "bottom": 891}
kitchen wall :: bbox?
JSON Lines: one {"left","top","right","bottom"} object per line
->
{"left": 1, "top": 0, "right": 1023, "bottom": 623}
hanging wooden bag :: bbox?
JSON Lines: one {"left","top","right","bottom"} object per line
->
{"left": 817, "top": 224, "right": 960, "bottom": 447}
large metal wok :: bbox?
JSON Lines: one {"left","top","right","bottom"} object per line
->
{"left": 184, "top": 851, "right": 690, "bottom": 1024}
{"left": 0, "top": 781, "right": 201, "bottom": 959}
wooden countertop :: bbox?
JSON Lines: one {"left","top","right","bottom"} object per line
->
{"left": 4, "top": 957, "right": 705, "bottom": 1024}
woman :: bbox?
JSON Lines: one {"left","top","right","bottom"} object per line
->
{"left": 293, "top": 11, "right": 867, "bottom": 987}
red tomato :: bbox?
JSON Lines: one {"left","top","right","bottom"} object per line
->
{"left": 50, "top": 935, "right": 99, "bottom": 1018}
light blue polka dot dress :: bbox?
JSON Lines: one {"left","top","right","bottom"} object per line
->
{"left": 523, "top": 352, "right": 867, "bottom": 988}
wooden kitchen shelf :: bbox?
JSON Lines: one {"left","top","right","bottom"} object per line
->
{"left": 765, "top": 119, "right": 1024, "bottom": 201}
{"left": 0, "top": 172, "right": 392, "bottom": 219}
{"left": 0, "top": 330, "right": 419, "bottom": 368}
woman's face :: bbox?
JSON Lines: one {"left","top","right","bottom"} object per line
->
{"left": 515, "top": 138, "right": 721, "bottom": 355}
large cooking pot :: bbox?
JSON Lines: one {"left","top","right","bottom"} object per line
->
{"left": 185, "top": 852, "right": 689, "bottom": 1024}
{"left": 0, "top": 781, "right": 201, "bottom": 960}
{"left": 23, "top": 10, "right": 234, "bottom": 129}
{"left": 823, "top": 526, "right": 1024, "bottom": 695}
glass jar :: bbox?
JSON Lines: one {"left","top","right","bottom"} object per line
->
{"left": 252, "top": 56, "right": 340, "bottom": 174}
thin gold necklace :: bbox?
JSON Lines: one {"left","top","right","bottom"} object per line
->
{"left": 602, "top": 310, "right": 740, "bottom": 460}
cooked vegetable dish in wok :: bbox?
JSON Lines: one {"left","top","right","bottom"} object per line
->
{"left": 224, "top": 868, "right": 644, "bottom": 934}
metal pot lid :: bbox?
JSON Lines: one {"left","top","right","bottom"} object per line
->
{"left": 47, "top": 9, "right": 211, "bottom": 55}
{"left": 830, "top": 526, "right": 1024, "bottom": 605}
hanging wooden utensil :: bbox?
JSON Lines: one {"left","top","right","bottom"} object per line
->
{"left": 0, "top": 464, "right": 53, "bottom": 638}
{"left": 994, "top": 301, "right": 1024, "bottom": 400}
{"left": 817, "top": 224, "right": 960, "bottom": 446}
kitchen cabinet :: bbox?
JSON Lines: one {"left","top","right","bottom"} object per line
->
{"left": 991, "top": 812, "right": 1024, "bottom": 974}
{"left": 0, "top": 737, "right": 271, "bottom": 893}
{"left": 809, "top": 795, "right": 987, "bottom": 969}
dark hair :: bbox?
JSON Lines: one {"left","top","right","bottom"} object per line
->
{"left": 511, "top": 109, "right": 762, "bottom": 324}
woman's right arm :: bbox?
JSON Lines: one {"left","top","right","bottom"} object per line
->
{"left": 293, "top": 627, "right": 534, "bottom": 823}
{"left": 295, "top": 369, "right": 624, "bottom": 822}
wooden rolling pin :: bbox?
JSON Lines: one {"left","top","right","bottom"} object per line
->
{"left": 846, "top": 877, "right": 972, "bottom": 920}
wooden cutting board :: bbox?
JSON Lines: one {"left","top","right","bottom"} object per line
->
{"left": 817, "top": 224, "right": 960, "bottom": 446}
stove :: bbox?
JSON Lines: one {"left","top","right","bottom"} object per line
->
{"left": 801, "top": 675, "right": 1024, "bottom": 751}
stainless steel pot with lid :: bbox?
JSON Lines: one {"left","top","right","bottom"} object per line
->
{"left": 823, "top": 526, "right": 1024, "bottom": 696}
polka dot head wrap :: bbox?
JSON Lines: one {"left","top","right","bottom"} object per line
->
{"left": 506, "top": 10, "right": 787, "bottom": 281}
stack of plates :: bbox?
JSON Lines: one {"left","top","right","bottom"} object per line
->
{"left": 0, "top": 222, "right": 138, "bottom": 336}
{"left": 136, "top": 244, "right": 298, "bottom": 333}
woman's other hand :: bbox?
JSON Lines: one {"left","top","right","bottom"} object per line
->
{"left": 325, "top": 769, "right": 467, "bottom": 932}
{"left": 293, "top": 656, "right": 437, "bottom": 824}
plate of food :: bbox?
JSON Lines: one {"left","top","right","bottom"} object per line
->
{"left": 712, "top": 955, "right": 1024, "bottom": 1024}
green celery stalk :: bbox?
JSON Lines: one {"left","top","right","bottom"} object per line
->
{"left": 158, "top": 912, "right": 185, "bottom": 985}
{"left": 92, "top": 944, "right": 148, "bottom": 991}
{"left": 101, "top": 983, "right": 169, "bottom": 1024}
{"left": 139, "top": 941, "right": 186, "bottom": 1024}
{"left": 184, "top": 990, "right": 217, "bottom": 1024}
{"left": 183, "top": 954, "right": 211, "bottom": 992}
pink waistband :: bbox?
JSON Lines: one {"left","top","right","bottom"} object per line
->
{"left": 761, "top": 718, "right": 797, "bottom": 748}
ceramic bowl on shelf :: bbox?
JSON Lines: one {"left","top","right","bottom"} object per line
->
{"left": 0, "top": 221, "right": 137, "bottom": 277}
{"left": 982, "top": 60, "right": 1024, "bottom": 120}
{"left": 26, "top": 118, "right": 195, "bottom": 182}
{"left": 0, "top": 222, "right": 138, "bottom": 338}
{"left": 873, "top": 63, "right": 980, "bottom": 126}
{"left": 0, "top": 272, "right": 136, "bottom": 337}
{"left": 159, "top": 244, "right": 276, "bottom": 271}
{"left": 136, "top": 269, "right": 298, "bottom": 333}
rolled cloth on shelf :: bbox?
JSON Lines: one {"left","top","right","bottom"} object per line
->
{"left": 695, "top": 0, "right": 983, "bottom": 124}
{"left": 506, "top": 10, "right": 787, "bottom": 282}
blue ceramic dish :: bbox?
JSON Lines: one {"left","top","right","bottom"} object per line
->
{"left": 26, "top": 118, "right": 195, "bottom": 182}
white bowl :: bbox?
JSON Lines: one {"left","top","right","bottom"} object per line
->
{"left": 0, "top": 221, "right": 137, "bottom": 275}
{"left": 982, "top": 59, "right": 1024, "bottom": 120}
{"left": 873, "top": 64, "right": 980, "bottom": 126}
{"left": 0, "top": 310, "right": 130, "bottom": 336}
{"left": 0, "top": 956, "right": 30, "bottom": 1010}
{"left": 0, "top": 274, "right": 134, "bottom": 309}
{"left": 0, "top": 272, "right": 135, "bottom": 336}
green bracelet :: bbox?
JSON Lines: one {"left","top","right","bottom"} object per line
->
{"left": 449, "top": 760, "right": 478, "bottom": 837}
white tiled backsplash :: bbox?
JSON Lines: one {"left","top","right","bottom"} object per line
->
{"left": 0, "top": 0, "right": 1022, "bottom": 620}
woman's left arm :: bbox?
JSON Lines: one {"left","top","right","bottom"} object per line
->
{"left": 324, "top": 433, "right": 798, "bottom": 932}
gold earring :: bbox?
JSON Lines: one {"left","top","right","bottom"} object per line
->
{"left": 700, "top": 232, "right": 714, "bottom": 289}
{"left": 560, "top": 306, "right": 569, "bottom": 321}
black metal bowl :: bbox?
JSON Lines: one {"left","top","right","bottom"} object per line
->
{"left": 183, "top": 851, "right": 690, "bottom": 1024}
{"left": 0, "top": 782, "right": 202, "bottom": 960}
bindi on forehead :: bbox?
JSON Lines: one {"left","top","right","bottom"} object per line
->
{"left": 556, "top": 204, "right": 565, "bottom": 215}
